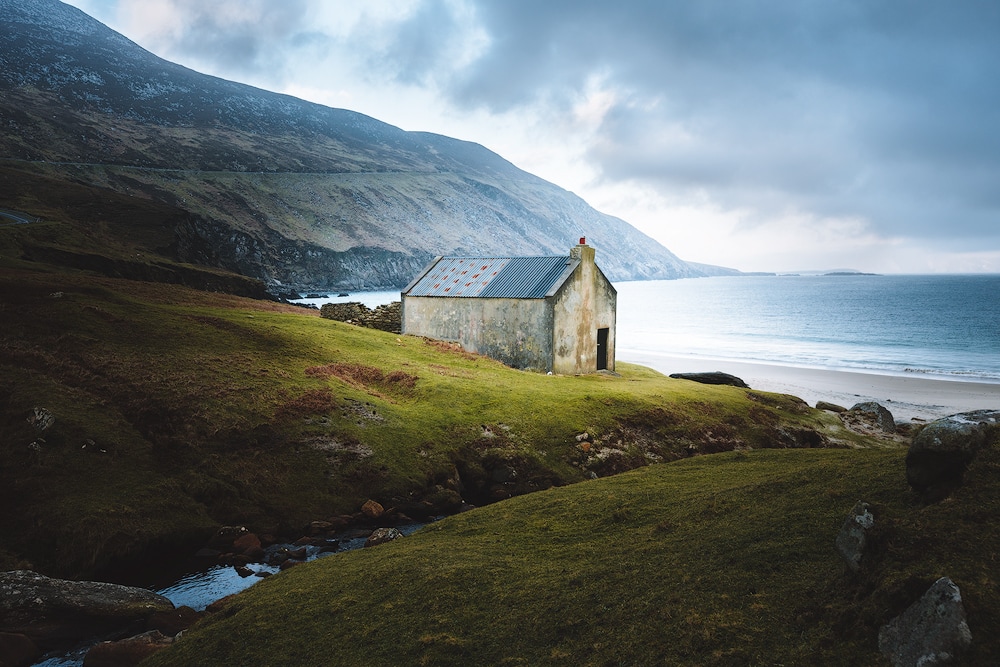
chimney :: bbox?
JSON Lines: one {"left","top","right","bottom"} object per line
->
{"left": 570, "top": 237, "right": 595, "bottom": 263}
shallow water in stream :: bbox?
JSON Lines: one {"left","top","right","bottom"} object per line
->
{"left": 32, "top": 524, "right": 426, "bottom": 666}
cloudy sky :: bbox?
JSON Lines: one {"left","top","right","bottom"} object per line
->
{"left": 64, "top": 0, "right": 1000, "bottom": 274}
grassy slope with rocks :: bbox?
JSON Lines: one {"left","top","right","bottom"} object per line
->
{"left": 1, "top": 255, "right": 881, "bottom": 579}
{"left": 145, "top": 445, "right": 1000, "bottom": 666}
{"left": 2, "top": 258, "right": 996, "bottom": 663}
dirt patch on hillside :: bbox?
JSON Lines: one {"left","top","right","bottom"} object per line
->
{"left": 306, "top": 363, "right": 417, "bottom": 399}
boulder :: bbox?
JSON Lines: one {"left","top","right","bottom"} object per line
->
{"left": 266, "top": 547, "right": 290, "bottom": 566}
{"left": 816, "top": 401, "right": 847, "bottom": 413}
{"left": 668, "top": 372, "right": 749, "bottom": 388}
{"left": 906, "top": 410, "right": 1000, "bottom": 496}
{"left": 361, "top": 499, "right": 385, "bottom": 519}
{"left": 0, "top": 571, "right": 174, "bottom": 648}
{"left": 232, "top": 532, "right": 262, "bottom": 556}
{"left": 842, "top": 401, "right": 897, "bottom": 434}
{"left": 243, "top": 545, "right": 266, "bottom": 562}
{"left": 146, "top": 605, "right": 202, "bottom": 636}
{"left": 308, "top": 520, "right": 334, "bottom": 535}
{"left": 878, "top": 577, "right": 972, "bottom": 667}
{"left": 0, "top": 631, "right": 41, "bottom": 667}
{"left": 326, "top": 515, "right": 352, "bottom": 531}
{"left": 835, "top": 501, "right": 875, "bottom": 572}
{"left": 205, "top": 525, "right": 250, "bottom": 551}
{"left": 83, "top": 630, "right": 173, "bottom": 667}
{"left": 27, "top": 407, "right": 55, "bottom": 432}
{"left": 364, "top": 528, "right": 404, "bottom": 548}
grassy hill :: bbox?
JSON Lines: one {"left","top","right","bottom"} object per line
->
{"left": 143, "top": 445, "right": 1000, "bottom": 666}
{"left": 1, "top": 254, "right": 882, "bottom": 578}
{"left": 2, "top": 256, "right": 996, "bottom": 662}
{"left": 0, "top": 165, "right": 270, "bottom": 297}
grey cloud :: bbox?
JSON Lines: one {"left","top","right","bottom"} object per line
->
{"left": 154, "top": 0, "right": 312, "bottom": 80}
{"left": 377, "top": 0, "right": 464, "bottom": 86}
{"left": 134, "top": 0, "right": 1000, "bottom": 246}
{"left": 392, "top": 0, "right": 1000, "bottom": 244}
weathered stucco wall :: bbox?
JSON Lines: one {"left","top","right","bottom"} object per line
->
{"left": 402, "top": 296, "right": 555, "bottom": 372}
{"left": 551, "top": 244, "right": 617, "bottom": 375}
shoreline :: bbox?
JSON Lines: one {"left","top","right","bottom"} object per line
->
{"left": 620, "top": 350, "right": 1000, "bottom": 423}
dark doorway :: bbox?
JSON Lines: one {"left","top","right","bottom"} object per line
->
{"left": 597, "top": 328, "right": 609, "bottom": 371}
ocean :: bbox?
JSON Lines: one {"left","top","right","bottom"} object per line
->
{"left": 295, "top": 274, "right": 1000, "bottom": 383}
{"left": 293, "top": 289, "right": 402, "bottom": 310}
{"left": 615, "top": 274, "right": 1000, "bottom": 382}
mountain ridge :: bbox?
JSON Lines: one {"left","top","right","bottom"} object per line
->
{"left": 0, "top": 0, "right": 727, "bottom": 291}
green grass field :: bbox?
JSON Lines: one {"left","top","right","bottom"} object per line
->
{"left": 2, "top": 262, "right": 994, "bottom": 664}
{"left": 1, "top": 265, "right": 877, "bottom": 578}
{"left": 145, "top": 445, "right": 1000, "bottom": 666}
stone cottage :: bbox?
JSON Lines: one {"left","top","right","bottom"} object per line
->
{"left": 400, "top": 239, "right": 616, "bottom": 374}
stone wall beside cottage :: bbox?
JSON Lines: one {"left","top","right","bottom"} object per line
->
{"left": 320, "top": 301, "right": 401, "bottom": 334}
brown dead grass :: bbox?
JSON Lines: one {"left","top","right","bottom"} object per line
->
{"left": 305, "top": 362, "right": 418, "bottom": 397}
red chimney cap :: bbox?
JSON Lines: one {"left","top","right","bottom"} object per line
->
{"left": 579, "top": 236, "right": 586, "bottom": 245}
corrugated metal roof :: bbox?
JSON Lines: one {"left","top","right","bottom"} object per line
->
{"left": 404, "top": 255, "right": 578, "bottom": 299}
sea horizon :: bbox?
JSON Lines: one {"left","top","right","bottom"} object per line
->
{"left": 293, "top": 273, "right": 1000, "bottom": 384}
{"left": 616, "top": 274, "right": 1000, "bottom": 383}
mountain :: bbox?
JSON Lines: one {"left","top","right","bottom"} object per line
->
{"left": 0, "top": 0, "right": 715, "bottom": 293}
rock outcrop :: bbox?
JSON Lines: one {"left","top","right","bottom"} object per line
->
{"left": 841, "top": 401, "right": 897, "bottom": 435}
{"left": 27, "top": 406, "right": 55, "bottom": 432}
{"left": 364, "top": 528, "right": 404, "bottom": 548}
{"left": 835, "top": 500, "right": 875, "bottom": 572}
{"left": 0, "top": 570, "right": 174, "bottom": 649}
{"left": 360, "top": 499, "right": 386, "bottom": 519}
{"left": 83, "top": 629, "right": 174, "bottom": 667}
{"left": 667, "top": 372, "right": 749, "bottom": 388}
{"left": 906, "top": 409, "right": 1000, "bottom": 498}
{"left": 878, "top": 577, "right": 972, "bottom": 667}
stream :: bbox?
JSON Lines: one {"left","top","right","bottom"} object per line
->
{"left": 31, "top": 523, "right": 426, "bottom": 666}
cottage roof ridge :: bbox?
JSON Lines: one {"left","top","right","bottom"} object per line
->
{"left": 438, "top": 253, "right": 567, "bottom": 259}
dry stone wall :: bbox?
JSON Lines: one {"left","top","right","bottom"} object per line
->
{"left": 321, "top": 301, "right": 401, "bottom": 334}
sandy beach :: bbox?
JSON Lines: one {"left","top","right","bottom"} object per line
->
{"left": 620, "top": 350, "right": 1000, "bottom": 423}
